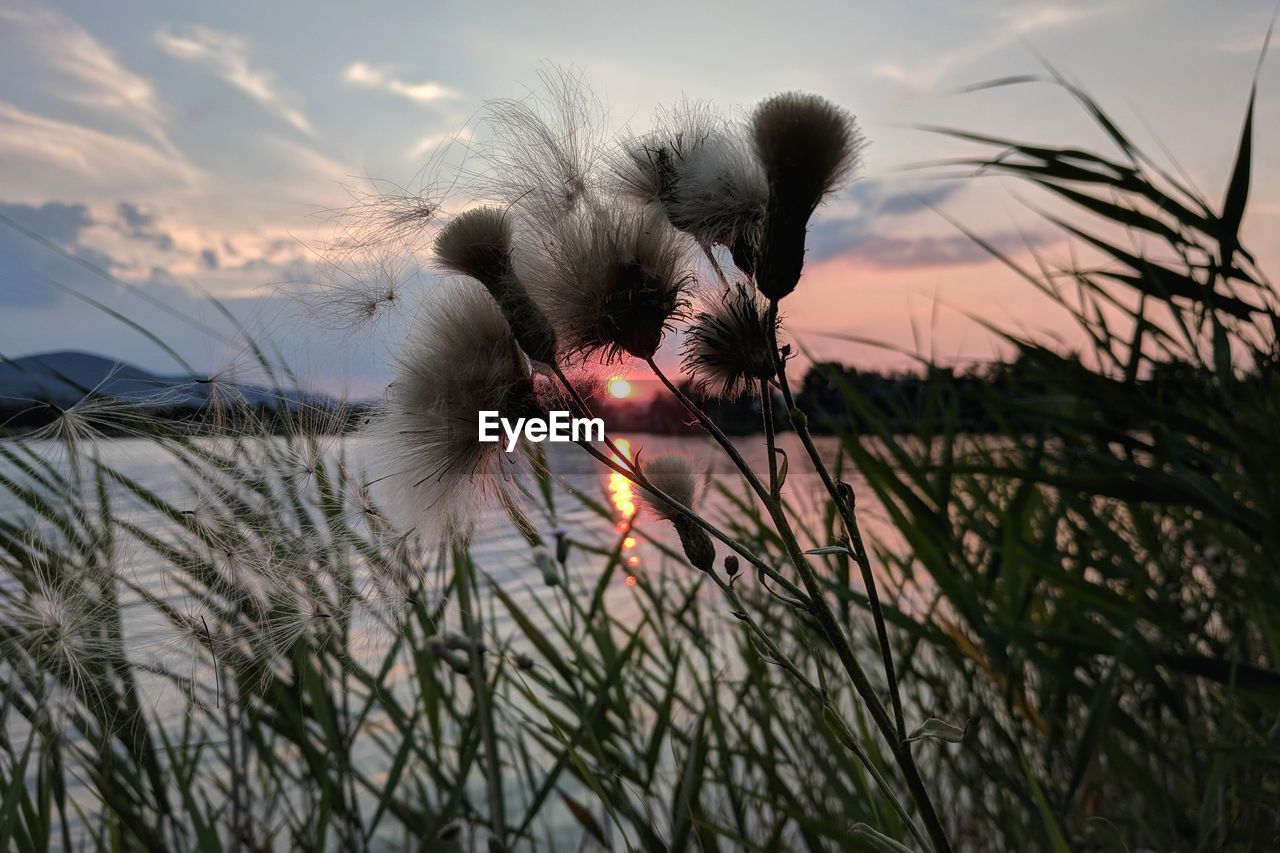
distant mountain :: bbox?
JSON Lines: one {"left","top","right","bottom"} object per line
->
{"left": 0, "top": 350, "right": 316, "bottom": 410}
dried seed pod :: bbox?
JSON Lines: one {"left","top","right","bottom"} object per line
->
{"left": 640, "top": 455, "right": 715, "bottom": 572}
{"left": 672, "top": 517, "right": 715, "bottom": 573}
{"left": 534, "top": 546, "right": 560, "bottom": 586}
{"left": 751, "top": 93, "right": 863, "bottom": 300}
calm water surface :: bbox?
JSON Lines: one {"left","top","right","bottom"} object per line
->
{"left": 0, "top": 432, "right": 897, "bottom": 843}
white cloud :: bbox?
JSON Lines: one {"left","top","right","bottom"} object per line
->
{"left": 154, "top": 24, "right": 313, "bottom": 135}
{"left": 343, "top": 61, "right": 459, "bottom": 104}
{"left": 0, "top": 2, "right": 171, "bottom": 148}
{"left": 0, "top": 101, "right": 201, "bottom": 199}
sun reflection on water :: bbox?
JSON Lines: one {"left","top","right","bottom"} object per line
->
{"left": 608, "top": 438, "right": 640, "bottom": 584}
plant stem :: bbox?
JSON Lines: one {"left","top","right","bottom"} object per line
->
{"left": 765, "top": 300, "right": 949, "bottom": 853}
{"left": 715, "top": 578, "right": 930, "bottom": 852}
{"left": 760, "top": 378, "right": 780, "bottom": 498}
{"left": 549, "top": 362, "right": 636, "bottom": 474}
{"left": 764, "top": 301, "right": 906, "bottom": 736}
{"left": 578, "top": 435, "right": 929, "bottom": 851}
{"left": 644, "top": 358, "right": 774, "bottom": 510}
{"left": 642, "top": 357, "right": 948, "bottom": 851}
{"left": 549, "top": 365, "right": 807, "bottom": 603}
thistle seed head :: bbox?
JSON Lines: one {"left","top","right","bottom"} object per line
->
{"left": 613, "top": 102, "right": 766, "bottom": 270}
{"left": 434, "top": 207, "right": 513, "bottom": 284}
{"left": 522, "top": 208, "right": 693, "bottom": 362}
{"left": 435, "top": 208, "right": 559, "bottom": 366}
{"left": 368, "top": 282, "right": 539, "bottom": 542}
{"left": 751, "top": 92, "right": 863, "bottom": 299}
{"left": 682, "top": 282, "right": 779, "bottom": 398}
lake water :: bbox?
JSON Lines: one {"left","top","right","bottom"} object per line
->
{"left": 0, "top": 432, "right": 896, "bottom": 844}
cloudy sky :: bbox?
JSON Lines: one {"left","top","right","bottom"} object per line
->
{"left": 1, "top": 0, "right": 1276, "bottom": 395}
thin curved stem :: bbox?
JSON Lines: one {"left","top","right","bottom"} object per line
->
{"left": 642, "top": 356, "right": 942, "bottom": 848}
{"left": 577, "top": 435, "right": 929, "bottom": 852}
{"left": 645, "top": 357, "right": 775, "bottom": 510}
{"left": 551, "top": 362, "right": 807, "bottom": 603}
{"left": 765, "top": 300, "right": 949, "bottom": 853}
{"left": 714, "top": 578, "right": 930, "bottom": 852}
{"left": 765, "top": 301, "right": 906, "bottom": 736}
{"left": 549, "top": 362, "right": 637, "bottom": 474}
{"left": 760, "top": 378, "right": 780, "bottom": 499}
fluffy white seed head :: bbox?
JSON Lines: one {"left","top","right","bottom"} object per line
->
{"left": 0, "top": 546, "right": 113, "bottom": 703}
{"left": 520, "top": 207, "right": 694, "bottom": 362}
{"left": 367, "top": 283, "right": 537, "bottom": 542}
{"left": 613, "top": 101, "right": 766, "bottom": 269}
{"left": 751, "top": 92, "right": 862, "bottom": 210}
{"left": 640, "top": 455, "right": 697, "bottom": 520}
{"left": 612, "top": 100, "right": 719, "bottom": 206}
{"left": 639, "top": 455, "right": 716, "bottom": 571}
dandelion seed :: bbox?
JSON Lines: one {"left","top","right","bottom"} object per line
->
{"left": 182, "top": 342, "right": 269, "bottom": 435}
{"left": 277, "top": 401, "right": 351, "bottom": 483}
{"left": 522, "top": 207, "right": 693, "bottom": 362}
{"left": 261, "top": 575, "right": 335, "bottom": 656}
{"left": 682, "top": 282, "right": 779, "bottom": 398}
{"left": 640, "top": 455, "right": 715, "bottom": 572}
{"left": 210, "top": 544, "right": 278, "bottom": 615}
{"left": 1, "top": 565, "right": 104, "bottom": 697}
{"left": 751, "top": 92, "right": 864, "bottom": 299}
{"left": 360, "top": 546, "right": 424, "bottom": 627}
{"left": 150, "top": 602, "right": 239, "bottom": 701}
{"left": 367, "top": 282, "right": 539, "bottom": 542}
{"left": 434, "top": 207, "right": 559, "bottom": 366}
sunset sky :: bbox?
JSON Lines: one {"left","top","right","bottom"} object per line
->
{"left": 2, "top": 0, "right": 1277, "bottom": 397}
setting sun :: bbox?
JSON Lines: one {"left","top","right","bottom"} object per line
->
{"left": 606, "top": 377, "right": 632, "bottom": 399}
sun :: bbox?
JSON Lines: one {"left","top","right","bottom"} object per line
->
{"left": 606, "top": 377, "right": 632, "bottom": 399}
